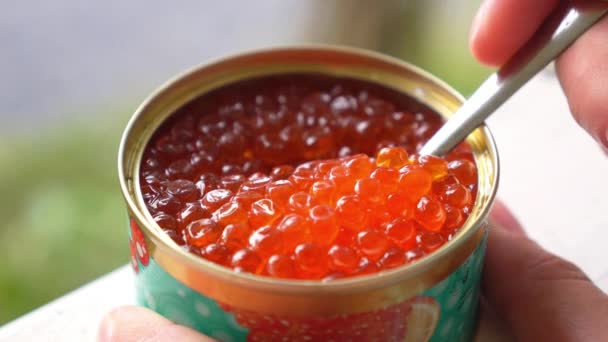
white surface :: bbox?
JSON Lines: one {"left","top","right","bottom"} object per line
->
{"left": 1, "top": 73, "right": 606, "bottom": 341}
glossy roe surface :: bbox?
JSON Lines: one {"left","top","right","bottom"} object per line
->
{"left": 139, "top": 74, "right": 477, "bottom": 280}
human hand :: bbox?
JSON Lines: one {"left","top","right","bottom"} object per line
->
{"left": 482, "top": 202, "right": 608, "bottom": 341}
{"left": 98, "top": 305, "right": 213, "bottom": 342}
{"left": 470, "top": 0, "right": 608, "bottom": 152}
{"left": 471, "top": 1, "right": 608, "bottom": 341}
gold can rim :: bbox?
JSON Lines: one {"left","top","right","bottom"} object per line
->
{"left": 118, "top": 44, "right": 499, "bottom": 312}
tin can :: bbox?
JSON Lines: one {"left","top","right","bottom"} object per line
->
{"left": 118, "top": 46, "right": 499, "bottom": 342}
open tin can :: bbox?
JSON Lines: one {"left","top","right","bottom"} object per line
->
{"left": 118, "top": 46, "right": 499, "bottom": 342}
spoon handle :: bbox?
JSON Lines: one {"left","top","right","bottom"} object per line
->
{"left": 420, "top": 3, "right": 608, "bottom": 156}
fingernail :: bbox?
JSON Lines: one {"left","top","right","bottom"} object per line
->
{"left": 98, "top": 314, "right": 115, "bottom": 342}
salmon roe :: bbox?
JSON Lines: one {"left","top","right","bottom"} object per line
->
{"left": 140, "top": 75, "right": 477, "bottom": 280}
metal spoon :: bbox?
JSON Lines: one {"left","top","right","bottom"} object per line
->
{"left": 420, "top": 2, "right": 608, "bottom": 156}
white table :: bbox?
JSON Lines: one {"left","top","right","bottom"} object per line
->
{"left": 1, "top": 72, "right": 607, "bottom": 341}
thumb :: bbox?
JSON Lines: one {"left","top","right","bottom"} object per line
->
{"left": 98, "top": 305, "right": 215, "bottom": 342}
{"left": 484, "top": 202, "right": 608, "bottom": 341}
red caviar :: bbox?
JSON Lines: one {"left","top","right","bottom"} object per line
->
{"left": 140, "top": 75, "right": 477, "bottom": 279}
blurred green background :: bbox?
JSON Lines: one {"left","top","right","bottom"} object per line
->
{"left": 0, "top": 0, "right": 489, "bottom": 324}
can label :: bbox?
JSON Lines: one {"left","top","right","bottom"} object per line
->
{"left": 130, "top": 219, "right": 486, "bottom": 342}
